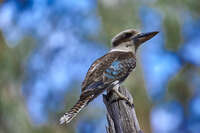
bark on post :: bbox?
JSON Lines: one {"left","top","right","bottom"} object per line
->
{"left": 103, "top": 87, "right": 143, "bottom": 133}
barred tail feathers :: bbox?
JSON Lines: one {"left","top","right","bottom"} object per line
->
{"left": 59, "top": 95, "right": 93, "bottom": 124}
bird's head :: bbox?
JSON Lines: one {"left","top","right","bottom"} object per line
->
{"left": 110, "top": 29, "right": 159, "bottom": 53}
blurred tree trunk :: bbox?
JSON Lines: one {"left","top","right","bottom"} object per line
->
{"left": 103, "top": 87, "right": 143, "bottom": 133}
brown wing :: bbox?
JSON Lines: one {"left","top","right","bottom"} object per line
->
{"left": 81, "top": 52, "right": 117, "bottom": 92}
{"left": 81, "top": 51, "right": 136, "bottom": 93}
{"left": 102, "top": 56, "right": 136, "bottom": 85}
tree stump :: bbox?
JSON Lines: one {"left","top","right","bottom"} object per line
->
{"left": 103, "top": 87, "right": 143, "bottom": 133}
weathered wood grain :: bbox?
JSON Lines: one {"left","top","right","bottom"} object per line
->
{"left": 103, "top": 87, "right": 143, "bottom": 133}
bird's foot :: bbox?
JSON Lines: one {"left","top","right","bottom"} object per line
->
{"left": 111, "top": 86, "right": 134, "bottom": 107}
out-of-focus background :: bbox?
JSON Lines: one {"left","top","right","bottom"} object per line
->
{"left": 0, "top": 0, "right": 200, "bottom": 133}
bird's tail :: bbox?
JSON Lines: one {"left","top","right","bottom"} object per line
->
{"left": 59, "top": 95, "right": 93, "bottom": 124}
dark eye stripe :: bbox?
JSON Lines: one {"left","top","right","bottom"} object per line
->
{"left": 124, "top": 33, "right": 132, "bottom": 38}
{"left": 113, "top": 33, "right": 133, "bottom": 47}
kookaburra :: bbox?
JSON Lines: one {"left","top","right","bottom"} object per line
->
{"left": 60, "top": 29, "right": 158, "bottom": 124}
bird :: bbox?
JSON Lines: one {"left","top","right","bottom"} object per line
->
{"left": 59, "top": 29, "right": 158, "bottom": 124}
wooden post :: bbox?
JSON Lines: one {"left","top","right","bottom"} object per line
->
{"left": 103, "top": 86, "right": 143, "bottom": 133}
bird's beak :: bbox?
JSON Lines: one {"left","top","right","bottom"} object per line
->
{"left": 132, "top": 31, "right": 159, "bottom": 45}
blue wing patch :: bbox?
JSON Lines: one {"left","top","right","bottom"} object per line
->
{"left": 105, "top": 60, "right": 122, "bottom": 79}
{"left": 111, "top": 61, "right": 121, "bottom": 69}
{"left": 104, "top": 73, "right": 115, "bottom": 79}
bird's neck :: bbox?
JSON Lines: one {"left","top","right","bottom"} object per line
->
{"left": 109, "top": 45, "right": 136, "bottom": 54}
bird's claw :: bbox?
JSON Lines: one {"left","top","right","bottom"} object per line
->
{"left": 111, "top": 88, "right": 134, "bottom": 107}
{"left": 124, "top": 97, "right": 134, "bottom": 107}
